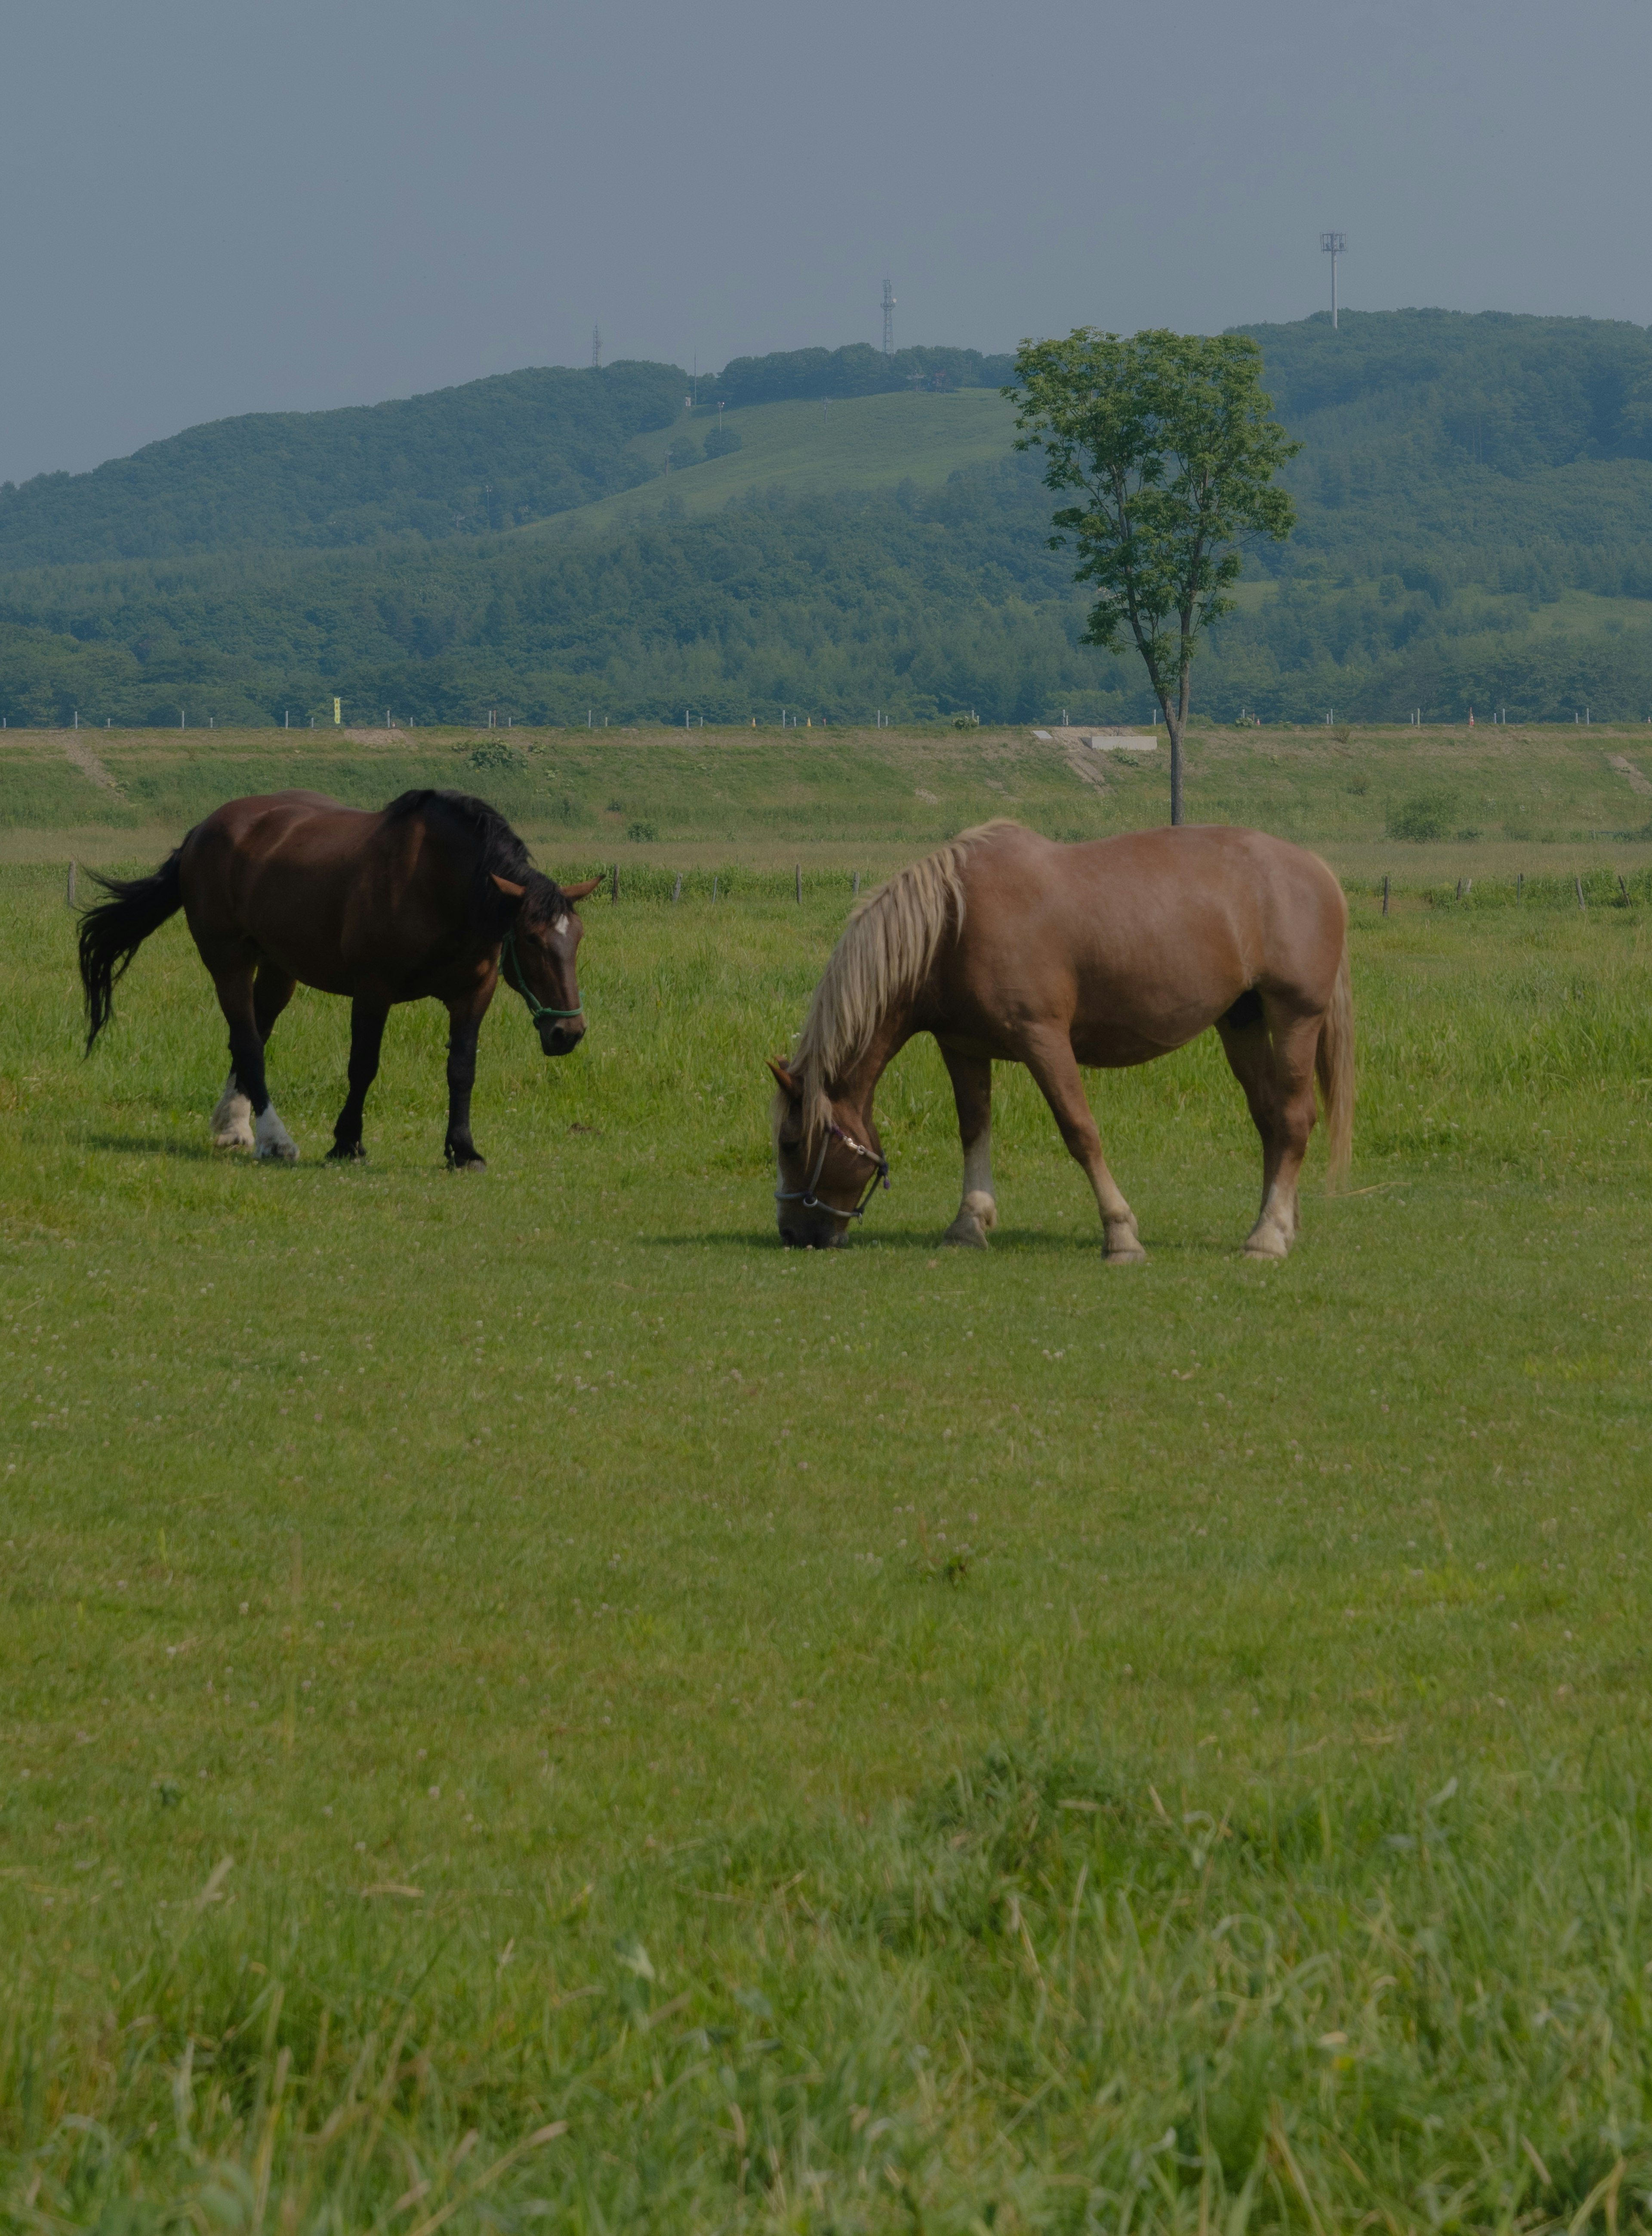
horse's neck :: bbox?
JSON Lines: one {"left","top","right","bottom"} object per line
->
{"left": 835, "top": 1006, "right": 914, "bottom": 1120}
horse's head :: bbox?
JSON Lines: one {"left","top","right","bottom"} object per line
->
{"left": 492, "top": 872, "right": 604, "bottom": 1056}
{"left": 767, "top": 1058, "right": 888, "bottom": 1248}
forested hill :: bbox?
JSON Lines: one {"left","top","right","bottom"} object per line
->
{"left": 0, "top": 343, "right": 1012, "bottom": 572}
{"left": 1247, "top": 309, "right": 1652, "bottom": 588}
{"left": 7, "top": 310, "right": 1652, "bottom": 726}
{"left": 0, "top": 361, "right": 687, "bottom": 568}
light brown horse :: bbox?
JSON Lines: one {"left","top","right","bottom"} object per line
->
{"left": 79, "top": 788, "right": 601, "bottom": 1168}
{"left": 769, "top": 820, "right": 1352, "bottom": 1258}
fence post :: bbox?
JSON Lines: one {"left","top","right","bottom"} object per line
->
{"left": 1517, "top": 873, "right": 1523, "bottom": 902}
{"left": 795, "top": 864, "right": 801, "bottom": 904}
{"left": 610, "top": 863, "right": 619, "bottom": 905}
{"left": 712, "top": 874, "right": 718, "bottom": 903}
{"left": 1619, "top": 874, "right": 1630, "bottom": 904}
{"left": 1381, "top": 873, "right": 1389, "bottom": 917}
{"left": 66, "top": 859, "right": 77, "bottom": 908}
{"left": 1455, "top": 877, "right": 1463, "bottom": 901}
{"left": 1576, "top": 876, "right": 1586, "bottom": 911}
{"left": 672, "top": 873, "right": 682, "bottom": 903}
{"left": 853, "top": 871, "right": 860, "bottom": 897}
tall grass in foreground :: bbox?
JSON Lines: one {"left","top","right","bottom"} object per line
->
{"left": 4, "top": 1751, "right": 1650, "bottom": 2232}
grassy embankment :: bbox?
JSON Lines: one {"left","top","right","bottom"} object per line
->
{"left": 4, "top": 717, "right": 1651, "bottom": 880}
{"left": 2, "top": 727, "right": 1651, "bottom": 2229}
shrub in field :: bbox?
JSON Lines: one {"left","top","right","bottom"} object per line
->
{"left": 465, "top": 739, "right": 528, "bottom": 772}
{"left": 1387, "top": 788, "right": 1456, "bottom": 839}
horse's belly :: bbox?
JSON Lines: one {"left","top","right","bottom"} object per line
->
{"left": 1069, "top": 1021, "right": 1192, "bottom": 1069}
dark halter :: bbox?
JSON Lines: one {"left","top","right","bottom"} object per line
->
{"left": 775, "top": 1119, "right": 891, "bottom": 1223}
{"left": 499, "top": 924, "right": 583, "bottom": 1024}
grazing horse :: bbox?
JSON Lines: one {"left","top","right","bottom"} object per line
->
{"left": 78, "top": 788, "right": 601, "bottom": 1168}
{"left": 770, "top": 820, "right": 1352, "bottom": 1259}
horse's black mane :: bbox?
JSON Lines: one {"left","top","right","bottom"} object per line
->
{"left": 384, "top": 789, "right": 562, "bottom": 930}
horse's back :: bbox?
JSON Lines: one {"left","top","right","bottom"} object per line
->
{"left": 178, "top": 793, "right": 404, "bottom": 986}
{"left": 949, "top": 822, "right": 1344, "bottom": 1053}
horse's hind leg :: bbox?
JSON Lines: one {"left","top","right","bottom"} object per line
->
{"left": 940, "top": 1048, "right": 997, "bottom": 1247}
{"left": 1018, "top": 1025, "right": 1145, "bottom": 1263}
{"left": 211, "top": 963, "right": 298, "bottom": 1162}
{"left": 1217, "top": 994, "right": 1321, "bottom": 1258}
{"left": 212, "top": 964, "right": 296, "bottom": 1152}
{"left": 328, "top": 997, "right": 389, "bottom": 1163}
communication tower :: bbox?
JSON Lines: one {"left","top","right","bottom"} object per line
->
{"left": 881, "top": 277, "right": 895, "bottom": 357}
{"left": 1319, "top": 233, "right": 1346, "bottom": 329}
{"left": 591, "top": 323, "right": 602, "bottom": 369}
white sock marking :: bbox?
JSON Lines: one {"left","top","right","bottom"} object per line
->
{"left": 211, "top": 1074, "right": 255, "bottom": 1149}
{"left": 254, "top": 1104, "right": 299, "bottom": 1162}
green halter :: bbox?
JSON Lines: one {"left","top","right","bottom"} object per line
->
{"left": 499, "top": 925, "right": 583, "bottom": 1022}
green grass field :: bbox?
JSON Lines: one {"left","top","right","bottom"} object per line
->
{"left": 3, "top": 730, "right": 1652, "bottom": 2230}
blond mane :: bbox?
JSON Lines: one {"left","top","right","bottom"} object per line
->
{"left": 779, "top": 822, "right": 1018, "bottom": 1148}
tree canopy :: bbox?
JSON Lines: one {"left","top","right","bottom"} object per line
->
{"left": 1009, "top": 328, "right": 1298, "bottom": 820}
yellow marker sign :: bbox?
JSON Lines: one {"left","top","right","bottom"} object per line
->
{"left": 333, "top": 698, "right": 342, "bottom": 727}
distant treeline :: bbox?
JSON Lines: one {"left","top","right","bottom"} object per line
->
{"left": 706, "top": 343, "right": 1015, "bottom": 410}
{"left": 7, "top": 449, "right": 1652, "bottom": 729}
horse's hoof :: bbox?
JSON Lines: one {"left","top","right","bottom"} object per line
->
{"left": 446, "top": 1152, "right": 487, "bottom": 1173}
{"left": 941, "top": 1220, "right": 989, "bottom": 1249}
{"left": 1104, "top": 1243, "right": 1148, "bottom": 1265}
{"left": 327, "top": 1142, "right": 367, "bottom": 1164}
{"left": 213, "top": 1126, "right": 254, "bottom": 1151}
{"left": 254, "top": 1140, "right": 299, "bottom": 1164}
{"left": 1242, "top": 1231, "right": 1290, "bottom": 1260}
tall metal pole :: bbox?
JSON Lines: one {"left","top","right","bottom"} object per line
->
{"left": 1319, "top": 232, "right": 1347, "bottom": 329}
{"left": 881, "top": 278, "right": 895, "bottom": 357}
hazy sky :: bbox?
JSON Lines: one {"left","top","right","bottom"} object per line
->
{"left": 3, "top": 0, "right": 1649, "bottom": 484}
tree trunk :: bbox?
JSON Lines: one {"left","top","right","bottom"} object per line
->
{"left": 1167, "top": 714, "right": 1183, "bottom": 825}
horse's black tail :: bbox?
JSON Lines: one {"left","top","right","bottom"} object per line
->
{"left": 78, "top": 849, "right": 185, "bottom": 1050}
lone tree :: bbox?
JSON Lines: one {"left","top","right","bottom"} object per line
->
{"left": 1008, "top": 328, "right": 1298, "bottom": 824}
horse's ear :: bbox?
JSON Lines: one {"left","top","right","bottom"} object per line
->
{"left": 490, "top": 874, "right": 526, "bottom": 901}
{"left": 560, "top": 875, "right": 604, "bottom": 903}
{"left": 767, "top": 1057, "right": 801, "bottom": 1100}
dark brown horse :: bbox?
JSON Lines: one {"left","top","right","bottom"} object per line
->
{"left": 79, "top": 789, "right": 601, "bottom": 1168}
{"left": 770, "top": 820, "right": 1352, "bottom": 1259}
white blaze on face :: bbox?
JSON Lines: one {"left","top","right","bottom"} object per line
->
{"left": 552, "top": 914, "right": 570, "bottom": 936}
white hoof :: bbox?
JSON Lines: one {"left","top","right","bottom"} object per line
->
{"left": 1242, "top": 1223, "right": 1291, "bottom": 1260}
{"left": 254, "top": 1106, "right": 299, "bottom": 1163}
{"left": 1103, "top": 1214, "right": 1147, "bottom": 1264}
{"left": 942, "top": 1190, "right": 998, "bottom": 1248}
{"left": 210, "top": 1076, "right": 254, "bottom": 1149}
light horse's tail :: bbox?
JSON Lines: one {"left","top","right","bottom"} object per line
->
{"left": 77, "top": 847, "right": 185, "bottom": 1050}
{"left": 1316, "top": 936, "right": 1354, "bottom": 1187}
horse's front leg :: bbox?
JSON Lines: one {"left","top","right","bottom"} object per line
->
{"left": 328, "top": 996, "right": 389, "bottom": 1162}
{"left": 939, "top": 1047, "right": 997, "bottom": 1248}
{"left": 443, "top": 995, "right": 489, "bottom": 1171}
{"left": 1018, "top": 1025, "right": 1144, "bottom": 1263}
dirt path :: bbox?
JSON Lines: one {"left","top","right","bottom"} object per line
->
{"left": 60, "top": 735, "right": 118, "bottom": 789}
{"left": 1605, "top": 751, "right": 1652, "bottom": 797}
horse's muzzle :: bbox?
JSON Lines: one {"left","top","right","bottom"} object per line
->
{"left": 777, "top": 1211, "right": 847, "bottom": 1250}
{"left": 539, "top": 1018, "right": 586, "bottom": 1057}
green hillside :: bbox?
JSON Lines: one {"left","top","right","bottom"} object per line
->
{"left": 6, "top": 311, "right": 1652, "bottom": 726}
{"left": 533, "top": 388, "right": 1018, "bottom": 542}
